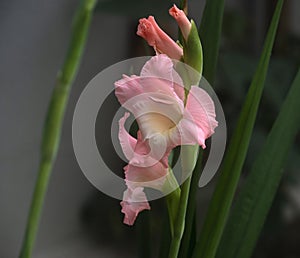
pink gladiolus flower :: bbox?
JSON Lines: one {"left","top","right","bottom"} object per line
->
{"left": 115, "top": 54, "right": 218, "bottom": 225}
{"left": 137, "top": 16, "right": 183, "bottom": 60}
{"left": 169, "top": 4, "right": 191, "bottom": 40}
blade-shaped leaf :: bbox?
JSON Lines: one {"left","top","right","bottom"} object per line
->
{"left": 217, "top": 68, "right": 300, "bottom": 258}
{"left": 192, "top": 1, "right": 284, "bottom": 257}
{"left": 198, "top": 0, "right": 225, "bottom": 84}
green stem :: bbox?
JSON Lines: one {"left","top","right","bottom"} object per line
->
{"left": 179, "top": 0, "right": 188, "bottom": 14}
{"left": 166, "top": 187, "right": 181, "bottom": 236}
{"left": 166, "top": 148, "right": 181, "bottom": 236}
{"left": 168, "top": 176, "right": 192, "bottom": 258}
{"left": 19, "top": 1, "right": 97, "bottom": 257}
{"left": 179, "top": 150, "right": 203, "bottom": 258}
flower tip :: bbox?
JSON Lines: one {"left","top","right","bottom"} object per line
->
{"left": 121, "top": 187, "right": 151, "bottom": 224}
{"left": 169, "top": 4, "right": 191, "bottom": 40}
{"left": 137, "top": 16, "right": 155, "bottom": 32}
{"left": 168, "top": 4, "right": 181, "bottom": 17}
{"left": 136, "top": 16, "right": 157, "bottom": 47}
{"left": 136, "top": 18, "right": 147, "bottom": 37}
{"left": 136, "top": 14, "right": 184, "bottom": 60}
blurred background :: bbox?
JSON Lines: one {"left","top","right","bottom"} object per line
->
{"left": 0, "top": 0, "right": 299, "bottom": 257}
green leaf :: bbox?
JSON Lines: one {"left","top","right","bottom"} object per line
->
{"left": 198, "top": 0, "right": 225, "bottom": 84}
{"left": 217, "top": 68, "right": 300, "bottom": 258}
{"left": 191, "top": 1, "right": 284, "bottom": 258}
{"left": 183, "top": 20, "right": 203, "bottom": 78}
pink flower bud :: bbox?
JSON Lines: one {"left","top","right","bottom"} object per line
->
{"left": 169, "top": 4, "right": 191, "bottom": 41}
{"left": 137, "top": 16, "right": 183, "bottom": 60}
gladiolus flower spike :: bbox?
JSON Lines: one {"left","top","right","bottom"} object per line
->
{"left": 115, "top": 5, "right": 215, "bottom": 226}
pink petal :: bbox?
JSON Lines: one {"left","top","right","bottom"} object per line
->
{"left": 115, "top": 55, "right": 184, "bottom": 107}
{"left": 124, "top": 134, "right": 170, "bottom": 190}
{"left": 120, "top": 134, "right": 171, "bottom": 226}
{"left": 141, "top": 54, "right": 185, "bottom": 102}
{"left": 115, "top": 75, "right": 142, "bottom": 106}
{"left": 118, "top": 112, "right": 137, "bottom": 160}
{"left": 121, "top": 187, "right": 150, "bottom": 225}
{"left": 137, "top": 16, "right": 183, "bottom": 60}
{"left": 185, "top": 86, "right": 218, "bottom": 139}
{"left": 138, "top": 133, "right": 172, "bottom": 165}
{"left": 169, "top": 5, "right": 191, "bottom": 41}
{"left": 125, "top": 159, "right": 169, "bottom": 191}
{"left": 140, "top": 55, "right": 177, "bottom": 84}
{"left": 168, "top": 86, "right": 218, "bottom": 148}
{"left": 172, "top": 67, "right": 185, "bottom": 101}
{"left": 129, "top": 134, "right": 166, "bottom": 168}
{"left": 168, "top": 116, "right": 205, "bottom": 147}
{"left": 134, "top": 131, "right": 150, "bottom": 155}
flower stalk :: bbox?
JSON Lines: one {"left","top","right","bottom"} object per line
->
{"left": 19, "top": 1, "right": 97, "bottom": 257}
{"left": 167, "top": 5, "right": 204, "bottom": 258}
{"left": 179, "top": 150, "right": 203, "bottom": 258}
{"left": 168, "top": 176, "right": 192, "bottom": 258}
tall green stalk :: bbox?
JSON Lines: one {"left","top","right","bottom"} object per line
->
{"left": 168, "top": 176, "right": 192, "bottom": 258}
{"left": 178, "top": 151, "right": 203, "bottom": 258}
{"left": 167, "top": 2, "right": 203, "bottom": 256}
{"left": 19, "top": 1, "right": 97, "bottom": 257}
